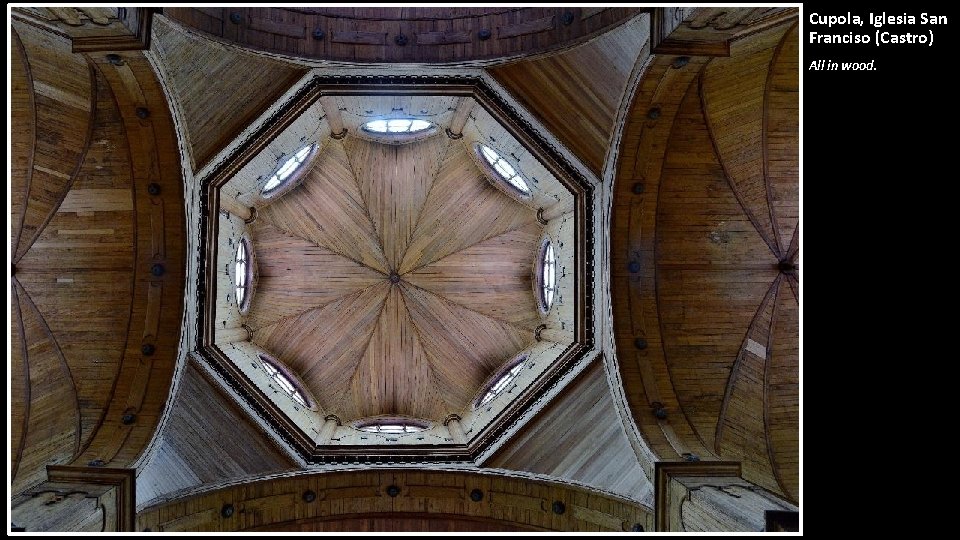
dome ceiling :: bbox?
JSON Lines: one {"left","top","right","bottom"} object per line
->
{"left": 248, "top": 135, "right": 540, "bottom": 422}
{"left": 200, "top": 82, "right": 596, "bottom": 461}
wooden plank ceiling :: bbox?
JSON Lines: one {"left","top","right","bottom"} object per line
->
{"left": 610, "top": 20, "right": 799, "bottom": 503}
{"left": 249, "top": 136, "right": 540, "bottom": 423}
{"left": 10, "top": 20, "right": 185, "bottom": 496}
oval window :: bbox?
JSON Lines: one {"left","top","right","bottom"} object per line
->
{"left": 362, "top": 118, "right": 434, "bottom": 134}
{"left": 235, "top": 237, "right": 253, "bottom": 313}
{"left": 262, "top": 143, "right": 316, "bottom": 196}
{"left": 355, "top": 418, "right": 429, "bottom": 434}
{"left": 477, "top": 354, "right": 527, "bottom": 408}
{"left": 478, "top": 144, "right": 531, "bottom": 196}
{"left": 258, "top": 353, "right": 312, "bottom": 409}
{"left": 538, "top": 238, "right": 556, "bottom": 313}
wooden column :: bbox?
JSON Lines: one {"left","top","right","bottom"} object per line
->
{"left": 317, "top": 415, "right": 341, "bottom": 444}
{"left": 655, "top": 462, "right": 797, "bottom": 532}
{"left": 539, "top": 198, "right": 574, "bottom": 222}
{"left": 444, "top": 415, "right": 466, "bottom": 444}
{"left": 319, "top": 96, "right": 347, "bottom": 139}
{"left": 215, "top": 325, "right": 251, "bottom": 345}
{"left": 219, "top": 192, "right": 253, "bottom": 222}
{"left": 446, "top": 97, "right": 474, "bottom": 139}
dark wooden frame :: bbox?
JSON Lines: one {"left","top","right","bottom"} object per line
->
{"left": 653, "top": 461, "right": 741, "bottom": 531}
{"left": 194, "top": 74, "right": 596, "bottom": 464}
{"left": 45, "top": 466, "right": 136, "bottom": 532}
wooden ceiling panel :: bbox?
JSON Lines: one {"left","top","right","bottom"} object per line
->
{"left": 765, "top": 24, "right": 800, "bottom": 253}
{"left": 136, "top": 363, "right": 295, "bottom": 505}
{"left": 766, "top": 279, "right": 799, "bottom": 501}
{"left": 246, "top": 221, "right": 385, "bottom": 330}
{"left": 259, "top": 140, "right": 389, "bottom": 273}
{"left": 12, "top": 24, "right": 95, "bottom": 263}
{"left": 346, "top": 287, "right": 456, "bottom": 420}
{"left": 400, "top": 283, "right": 534, "bottom": 407}
{"left": 405, "top": 223, "right": 542, "bottom": 328}
{"left": 254, "top": 283, "right": 390, "bottom": 413}
{"left": 489, "top": 13, "right": 650, "bottom": 176}
{"left": 151, "top": 17, "right": 307, "bottom": 171}
{"left": 489, "top": 361, "right": 653, "bottom": 502}
{"left": 400, "top": 142, "right": 538, "bottom": 274}
{"left": 343, "top": 135, "right": 450, "bottom": 271}
{"left": 11, "top": 280, "right": 80, "bottom": 494}
{"left": 10, "top": 29, "right": 34, "bottom": 257}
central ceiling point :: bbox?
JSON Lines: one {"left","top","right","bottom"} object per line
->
{"left": 389, "top": 272, "right": 401, "bottom": 284}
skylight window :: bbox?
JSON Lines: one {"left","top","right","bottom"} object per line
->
{"left": 478, "top": 356, "right": 526, "bottom": 407}
{"left": 235, "top": 237, "right": 252, "bottom": 312}
{"left": 478, "top": 144, "right": 531, "bottom": 196}
{"left": 258, "top": 354, "right": 310, "bottom": 408}
{"left": 539, "top": 238, "right": 556, "bottom": 312}
{"left": 362, "top": 118, "right": 434, "bottom": 134}
{"left": 262, "top": 143, "right": 315, "bottom": 196}
{"left": 355, "top": 419, "right": 428, "bottom": 433}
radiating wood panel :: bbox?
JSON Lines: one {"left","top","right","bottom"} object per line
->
{"left": 656, "top": 71, "right": 779, "bottom": 452}
{"left": 246, "top": 221, "right": 385, "bottom": 330}
{"left": 765, "top": 24, "right": 799, "bottom": 253}
{"left": 259, "top": 140, "right": 389, "bottom": 273}
{"left": 10, "top": 27, "right": 34, "bottom": 257}
{"left": 12, "top": 280, "right": 80, "bottom": 493}
{"left": 136, "top": 363, "right": 295, "bottom": 505}
{"left": 10, "top": 282, "right": 28, "bottom": 480}
{"left": 343, "top": 135, "right": 450, "bottom": 270}
{"left": 405, "top": 224, "right": 542, "bottom": 327}
{"left": 489, "top": 362, "right": 653, "bottom": 502}
{"left": 12, "top": 23, "right": 95, "bottom": 263}
{"left": 714, "top": 278, "right": 781, "bottom": 495}
{"left": 490, "top": 13, "right": 650, "bottom": 176}
{"left": 151, "top": 17, "right": 307, "bottom": 170}
{"left": 255, "top": 283, "right": 390, "bottom": 414}
{"left": 766, "top": 279, "right": 798, "bottom": 501}
{"left": 347, "top": 287, "right": 456, "bottom": 420}
{"left": 400, "top": 142, "right": 538, "bottom": 274}
{"left": 400, "top": 284, "right": 534, "bottom": 407}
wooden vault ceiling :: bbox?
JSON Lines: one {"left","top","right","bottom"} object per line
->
{"left": 248, "top": 135, "right": 540, "bottom": 422}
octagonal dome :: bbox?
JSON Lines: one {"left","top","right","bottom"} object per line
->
{"left": 198, "top": 77, "right": 597, "bottom": 462}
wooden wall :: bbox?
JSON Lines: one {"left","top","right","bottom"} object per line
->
{"left": 10, "top": 19, "right": 185, "bottom": 496}
{"left": 149, "top": 16, "right": 308, "bottom": 171}
{"left": 490, "top": 13, "right": 650, "bottom": 176}
{"left": 488, "top": 361, "right": 653, "bottom": 504}
{"left": 610, "top": 19, "right": 799, "bottom": 503}
{"left": 137, "top": 469, "right": 652, "bottom": 532}
{"left": 163, "top": 7, "right": 641, "bottom": 65}
{"left": 136, "top": 362, "right": 296, "bottom": 506}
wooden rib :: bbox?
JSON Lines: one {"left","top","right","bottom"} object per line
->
{"left": 11, "top": 27, "right": 35, "bottom": 258}
{"left": 254, "top": 282, "right": 390, "bottom": 415}
{"left": 713, "top": 275, "right": 784, "bottom": 496}
{"left": 10, "top": 279, "right": 30, "bottom": 483}
{"left": 405, "top": 223, "right": 542, "bottom": 328}
{"left": 13, "top": 279, "right": 81, "bottom": 493}
{"left": 259, "top": 140, "right": 389, "bottom": 274}
{"left": 399, "top": 142, "right": 538, "bottom": 274}
{"left": 14, "top": 25, "right": 97, "bottom": 262}
{"left": 764, "top": 23, "right": 800, "bottom": 254}
{"left": 343, "top": 134, "right": 449, "bottom": 270}
{"left": 400, "top": 283, "right": 534, "bottom": 408}
{"left": 765, "top": 278, "right": 799, "bottom": 502}
{"left": 245, "top": 221, "right": 385, "bottom": 330}
{"left": 345, "top": 286, "right": 456, "bottom": 421}
{"left": 699, "top": 26, "right": 787, "bottom": 259}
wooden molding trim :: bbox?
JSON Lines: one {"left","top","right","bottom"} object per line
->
{"left": 46, "top": 466, "right": 136, "bottom": 532}
{"left": 72, "top": 7, "right": 154, "bottom": 52}
{"left": 653, "top": 461, "right": 741, "bottom": 531}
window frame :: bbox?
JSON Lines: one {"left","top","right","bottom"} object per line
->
{"left": 536, "top": 236, "right": 557, "bottom": 314}
{"left": 356, "top": 117, "right": 439, "bottom": 145}
{"left": 256, "top": 353, "right": 315, "bottom": 410}
{"left": 234, "top": 235, "right": 255, "bottom": 314}
{"left": 261, "top": 143, "right": 319, "bottom": 199}
{"left": 474, "top": 143, "right": 533, "bottom": 201}
{"left": 474, "top": 353, "right": 529, "bottom": 409}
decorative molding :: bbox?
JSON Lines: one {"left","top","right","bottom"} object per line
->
{"left": 45, "top": 466, "right": 136, "bottom": 532}
{"left": 653, "top": 461, "right": 741, "bottom": 531}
